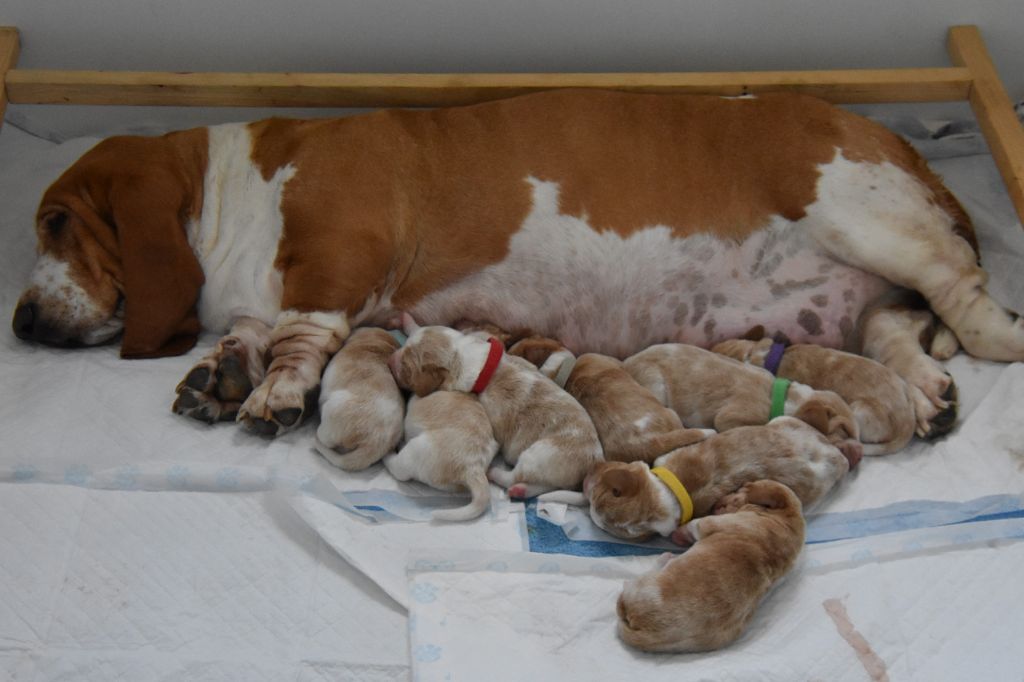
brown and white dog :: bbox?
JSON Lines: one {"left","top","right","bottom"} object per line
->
{"left": 388, "top": 316, "right": 603, "bottom": 498}
{"left": 13, "top": 90, "right": 1024, "bottom": 437}
{"left": 623, "top": 342, "right": 861, "bottom": 449}
{"left": 714, "top": 337, "right": 921, "bottom": 454}
{"left": 314, "top": 327, "right": 404, "bottom": 471}
{"left": 382, "top": 391, "right": 499, "bottom": 522}
{"left": 585, "top": 417, "right": 852, "bottom": 542}
{"left": 616, "top": 479, "right": 805, "bottom": 653}
{"left": 507, "top": 337, "right": 711, "bottom": 463}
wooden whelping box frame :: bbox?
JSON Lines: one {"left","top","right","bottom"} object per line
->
{"left": 1, "top": 25, "right": 1022, "bottom": 225}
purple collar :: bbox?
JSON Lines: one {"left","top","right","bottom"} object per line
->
{"left": 764, "top": 342, "right": 787, "bottom": 376}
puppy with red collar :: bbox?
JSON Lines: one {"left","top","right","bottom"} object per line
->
{"left": 585, "top": 417, "right": 854, "bottom": 543}
{"left": 389, "top": 315, "right": 602, "bottom": 498}
{"left": 507, "top": 336, "right": 711, "bottom": 464}
{"left": 624, "top": 343, "right": 860, "bottom": 449}
{"left": 713, "top": 337, "right": 922, "bottom": 454}
{"left": 617, "top": 479, "right": 805, "bottom": 653}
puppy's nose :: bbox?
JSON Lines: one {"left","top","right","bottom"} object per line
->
{"left": 12, "top": 302, "right": 37, "bottom": 340}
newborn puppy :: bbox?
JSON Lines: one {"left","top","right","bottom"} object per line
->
{"left": 508, "top": 337, "right": 710, "bottom": 463}
{"left": 624, "top": 343, "right": 860, "bottom": 448}
{"left": 389, "top": 314, "right": 603, "bottom": 498}
{"left": 315, "top": 327, "right": 404, "bottom": 471}
{"left": 383, "top": 391, "right": 500, "bottom": 522}
{"left": 617, "top": 479, "right": 805, "bottom": 653}
{"left": 586, "top": 417, "right": 854, "bottom": 542}
{"left": 713, "top": 338, "right": 919, "bottom": 454}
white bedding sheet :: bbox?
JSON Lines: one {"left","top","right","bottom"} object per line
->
{"left": 2, "top": 110, "right": 1023, "bottom": 680}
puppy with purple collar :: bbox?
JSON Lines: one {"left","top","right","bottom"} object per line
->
{"left": 388, "top": 314, "right": 603, "bottom": 499}
{"left": 713, "top": 337, "right": 921, "bottom": 454}
{"left": 623, "top": 343, "right": 862, "bottom": 452}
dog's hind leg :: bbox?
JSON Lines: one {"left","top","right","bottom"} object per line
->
{"left": 802, "top": 153, "right": 1024, "bottom": 363}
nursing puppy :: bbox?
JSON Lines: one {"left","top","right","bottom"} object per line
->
{"left": 389, "top": 315, "right": 603, "bottom": 498}
{"left": 383, "top": 391, "right": 500, "bottom": 522}
{"left": 586, "top": 417, "right": 853, "bottom": 542}
{"left": 617, "top": 479, "right": 805, "bottom": 653}
{"left": 507, "top": 337, "right": 710, "bottom": 463}
{"left": 315, "top": 328, "right": 404, "bottom": 471}
{"left": 714, "top": 337, "right": 921, "bottom": 454}
{"left": 624, "top": 343, "right": 860, "bottom": 447}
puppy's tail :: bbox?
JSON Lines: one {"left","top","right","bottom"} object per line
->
{"left": 313, "top": 437, "right": 386, "bottom": 472}
{"left": 432, "top": 471, "right": 492, "bottom": 522}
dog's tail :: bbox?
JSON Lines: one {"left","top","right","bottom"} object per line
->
{"left": 432, "top": 471, "right": 492, "bottom": 522}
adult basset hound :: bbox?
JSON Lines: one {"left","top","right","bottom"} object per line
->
{"left": 12, "top": 89, "right": 1024, "bottom": 436}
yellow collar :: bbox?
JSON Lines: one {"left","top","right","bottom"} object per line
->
{"left": 650, "top": 466, "right": 694, "bottom": 526}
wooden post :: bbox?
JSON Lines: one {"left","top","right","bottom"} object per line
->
{"left": 0, "top": 28, "right": 20, "bottom": 133}
{"left": 948, "top": 25, "right": 1024, "bottom": 227}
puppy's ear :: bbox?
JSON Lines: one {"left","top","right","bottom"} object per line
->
{"left": 741, "top": 480, "right": 797, "bottom": 511}
{"left": 794, "top": 399, "right": 830, "bottom": 436}
{"left": 603, "top": 467, "right": 641, "bottom": 498}
{"left": 410, "top": 363, "right": 448, "bottom": 397}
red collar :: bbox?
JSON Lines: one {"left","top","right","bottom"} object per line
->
{"left": 471, "top": 338, "right": 504, "bottom": 394}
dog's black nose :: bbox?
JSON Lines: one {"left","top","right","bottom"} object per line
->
{"left": 12, "top": 302, "right": 37, "bottom": 340}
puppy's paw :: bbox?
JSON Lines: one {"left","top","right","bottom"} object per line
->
{"left": 507, "top": 483, "right": 529, "bottom": 499}
{"left": 670, "top": 521, "right": 699, "bottom": 546}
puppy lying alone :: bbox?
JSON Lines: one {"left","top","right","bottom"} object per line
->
{"left": 617, "top": 479, "right": 805, "bottom": 653}
{"left": 315, "top": 327, "right": 404, "bottom": 471}
{"left": 713, "top": 337, "right": 921, "bottom": 454}
{"left": 383, "top": 391, "right": 500, "bottom": 522}
{"left": 389, "top": 315, "right": 602, "bottom": 498}
{"left": 508, "top": 336, "right": 710, "bottom": 464}
{"left": 624, "top": 343, "right": 860, "bottom": 449}
{"left": 586, "top": 417, "right": 854, "bottom": 542}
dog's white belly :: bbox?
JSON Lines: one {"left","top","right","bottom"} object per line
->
{"left": 413, "top": 177, "right": 890, "bottom": 357}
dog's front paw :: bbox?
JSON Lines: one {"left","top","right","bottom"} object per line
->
{"left": 173, "top": 335, "right": 263, "bottom": 423}
{"left": 237, "top": 368, "right": 318, "bottom": 436}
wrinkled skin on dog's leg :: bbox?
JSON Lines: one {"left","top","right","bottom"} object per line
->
{"left": 237, "top": 310, "right": 348, "bottom": 436}
{"left": 173, "top": 316, "right": 272, "bottom": 423}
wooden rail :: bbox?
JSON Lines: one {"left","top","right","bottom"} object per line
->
{"left": 1, "top": 24, "right": 1022, "bottom": 224}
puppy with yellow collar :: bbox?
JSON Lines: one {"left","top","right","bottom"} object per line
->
{"left": 585, "top": 417, "right": 853, "bottom": 543}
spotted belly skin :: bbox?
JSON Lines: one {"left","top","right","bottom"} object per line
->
{"left": 411, "top": 177, "right": 891, "bottom": 358}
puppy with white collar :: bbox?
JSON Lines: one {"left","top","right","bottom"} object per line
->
{"left": 624, "top": 343, "right": 861, "bottom": 449}
{"left": 382, "top": 391, "right": 500, "bottom": 522}
{"left": 315, "top": 327, "right": 404, "bottom": 471}
{"left": 585, "top": 417, "right": 854, "bottom": 543}
{"left": 389, "top": 315, "right": 603, "bottom": 498}
{"left": 713, "top": 337, "right": 921, "bottom": 454}
{"left": 508, "top": 336, "right": 710, "bottom": 463}
{"left": 617, "top": 479, "right": 805, "bottom": 653}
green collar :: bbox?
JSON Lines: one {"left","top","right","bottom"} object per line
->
{"left": 770, "top": 377, "right": 791, "bottom": 420}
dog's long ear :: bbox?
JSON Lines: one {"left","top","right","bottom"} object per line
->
{"left": 111, "top": 171, "right": 204, "bottom": 359}
{"left": 410, "top": 364, "right": 449, "bottom": 397}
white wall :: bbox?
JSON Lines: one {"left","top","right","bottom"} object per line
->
{"left": 2, "top": 0, "right": 1022, "bottom": 139}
